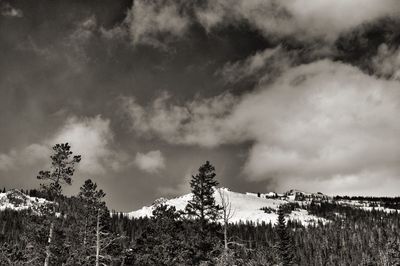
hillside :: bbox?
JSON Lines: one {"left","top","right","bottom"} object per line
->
{"left": 0, "top": 189, "right": 50, "bottom": 214}
{"left": 128, "top": 188, "right": 331, "bottom": 225}
{"left": 128, "top": 187, "right": 400, "bottom": 226}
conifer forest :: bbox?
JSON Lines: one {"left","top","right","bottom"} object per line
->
{"left": 0, "top": 143, "right": 399, "bottom": 265}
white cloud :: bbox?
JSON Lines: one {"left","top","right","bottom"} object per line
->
{"left": 127, "top": 0, "right": 400, "bottom": 48}
{"left": 121, "top": 92, "right": 239, "bottom": 147}
{"left": 0, "top": 144, "right": 50, "bottom": 171}
{"left": 0, "top": 115, "right": 126, "bottom": 176}
{"left": 100, "top": 24, "right": 128, "bottom": 40}
{"left": 123, "top": 59, "right": 400, "bottom": 195}
{"left": 134, "top": 150, "right": 165, "bottom": 174}
{"left": 64, "top": 16, "right": 98, "bottom": 72}
{"left": 69, "top": 16, "right": 97, "bottom": 46}
{"left": 52, "top": 115, "right": 123, "bottom": 175}
{"left": 0, "top": 153, "right": 15, "bottom": 171}
{"left": 20, "top": 144, "right": 51, "bottom": 164}
{"left": 372, "top": 43, "right": 400, "bottom": 81}
{"left": 196, "top": 0, "right": 400, "bottom": 41}
{"left": 128, "top": 0, "right": 190, "bottom": 49}
{"left": 235, "top": 60, "right": 400, "bottom": 185}
{"left": 219, "top": 46, "right": 293, "bottom": 84}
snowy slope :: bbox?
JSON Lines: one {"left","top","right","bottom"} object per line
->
{"left": 128, "top": 188, "right": 328, "bottom": 226}
{"left": 0, "top": 189, "right": 50, "bottom": 214}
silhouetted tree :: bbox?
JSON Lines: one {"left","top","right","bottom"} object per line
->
{"left": 185, "top": 161, "right": 223, "bottom": 263}
{"left": 37, "top": 143, "right": 81, "bottom": 266}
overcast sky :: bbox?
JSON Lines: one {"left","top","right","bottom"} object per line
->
{"left": 1, "top": 0, "right": 400, "bottom": 211}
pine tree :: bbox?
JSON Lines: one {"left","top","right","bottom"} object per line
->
{"left": 130, "top": 204, "right": 189, "bottom": 265}
{"left": 37, "top": 143, "right": 81, "bottom": 266}
{"left": 276, "top": 205, "right": 296, "bottom": 266}
{"left": 73, "top": 179, "right": 120, "bottom": 266}
{"left": 78, "top": 179, "right": 106, "bottom": 246}
{"left": 185, "top": 161, "right": 223, "bottom": 263}
{"left": 186, "top": 161, "right": 222, "bottom": 225}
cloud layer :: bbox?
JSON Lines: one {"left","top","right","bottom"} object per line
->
{"left": 134, "top": 150, "right": 166, "bottom": 174}
{"left": 0, "top": 115, "right": 123, "bottom": 176}
{"left": 121, "top": 92, "right": 239, "bottom": 147}
{"left": 0, "top": 144, "right": 50, "bottom": 171}
{"left": 52, "top": 115, "right": 124, "bottom": 175}
{"left": 372, "top": 43, "right": 400, "bottom": 80}
{"left": 128, "top": 0, "right": 400, "bottom": 48}
{"left": 123, "top": 59, "right": 400, "bottom": 194}
{"left": 129, "top": 0, "right": 190, "bottom": 49}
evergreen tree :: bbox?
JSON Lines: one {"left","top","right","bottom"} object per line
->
{"left": 186, "top": 161, "right": 222, "bottom": 225}
{"left": 69, "top": 179, "right": 120, "bottom": 266}
{"left": 78, "top": 179, "right": 107, "bottom": 247}
{"left": 276, "top": 205, "right": 296, "bottom": 266}
{"left": 130, "top": 204, "right": 189, "bottom": 265}
{"left": 185, "top": 161, "right": 223, "bottom": 264}
{"left": 37, "top": 143, "right": 81, "bottom": 266}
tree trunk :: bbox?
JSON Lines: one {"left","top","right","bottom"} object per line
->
{"left": 44, "top": 203, "right": 57, "bottom": 266}
{"left": 83, "top": 217, "right": 88, "bottom": 246}
{"left": 224, "top": 223, "right": 228, "bottom": 251}
{"left": 44, "top": 221, "right": 54, "bottom": 266}
{"left": 96, "top": 208, "right": 100, "bottom": 266}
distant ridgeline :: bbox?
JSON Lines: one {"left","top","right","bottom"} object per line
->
{"left": 245, "top": 189, "right": 330, "bottom": 201}
{"left": 128, "top": 187, "right": 400, "bottom": 226}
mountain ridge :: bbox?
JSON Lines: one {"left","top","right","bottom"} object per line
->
{"left": 127, "top": 187, "right": 400, "bottom": 226}
{"left": 127, "top": 188, "right": 331, "bottom": 226}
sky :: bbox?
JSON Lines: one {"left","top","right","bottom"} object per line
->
{"left": 1, "top": 0, "right": 400, "bottom": 211}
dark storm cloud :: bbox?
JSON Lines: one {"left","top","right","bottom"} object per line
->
{"left": 1, "top": 0, "right": 400, "bottom": 210}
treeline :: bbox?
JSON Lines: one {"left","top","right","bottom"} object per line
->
{"left": 0, "top": 143, "right": 399, "bottom": 265}
{"left": 2, "top": 203, "right": 400, "bottom": 265}
{"left": 109, "top": 201, "right": 400, "bottom": 265}
{"left": 334, "top": 195, "right": 400, "bottom": 210}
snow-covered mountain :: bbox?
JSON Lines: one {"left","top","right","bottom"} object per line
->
{"left": 0, "top": 189, "right": 50, "bottom": 214}
{"left": 128, "top": 188, "right": 330, "bottom": 226}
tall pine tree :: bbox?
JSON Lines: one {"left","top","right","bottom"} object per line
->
{"left": 276, "top": 205, "right": 296, "bottom": 266}
{"left": 185, "top": 161, "right": 222, "bottom": 264}
{"left": 185, "top": 161, "right": 222, "bottom": 224}
{"left": 37, "top": 143, "right": 81, "bottom": 266}
{"left": 73, "top": 179, "right": 122, "bottom": 266}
